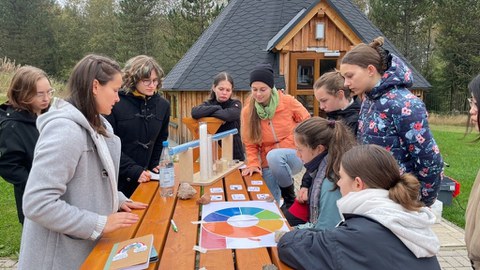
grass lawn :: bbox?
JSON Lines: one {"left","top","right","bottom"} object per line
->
{"left": 0, "top": 179, "right": 21, "bottom": 258}
{"left": 430, "top": 124, "right": 479, "bottom": 228}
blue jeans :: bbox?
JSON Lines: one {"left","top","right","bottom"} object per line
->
{"left": 262, "top": 148, "right": 303, "bottom": 203}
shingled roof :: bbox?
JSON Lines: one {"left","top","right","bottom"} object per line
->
{"left": 163, "top": 0, "right": 431, "bottom": 91}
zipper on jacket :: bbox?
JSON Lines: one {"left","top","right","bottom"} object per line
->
{"left": 268, "top": 120, "right": 280, "bottom": 148}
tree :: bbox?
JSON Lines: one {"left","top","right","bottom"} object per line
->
{"left": 85, "top": 0, "right": 118, "bottom": 58}
{"left": 161, "top": 0, "right": 223, "bottom": 72}
{"left": 50, "top": 0, "right": 90, "bottom": 79}
{"left": 368, "top": 0, "right": 437, "bottom": 75}
{"left": 116, "top": 0, "right": 163, "bottom": 63}
{"left": 0, "top": 0, "right": 58, "bottom": 74}
{"left": 431, "top": 0, "right": 480, "bottom": 112}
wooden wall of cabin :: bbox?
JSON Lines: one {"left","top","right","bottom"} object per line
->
{"left": 167, "top": 90, "right": 251, "bottom": 144}
{"left": 282, "top": 15, "right": 353, "bottom": 53}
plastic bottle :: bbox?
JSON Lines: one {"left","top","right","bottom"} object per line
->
{"left": 159, "top": 141, "right": 175, "bottom": 197}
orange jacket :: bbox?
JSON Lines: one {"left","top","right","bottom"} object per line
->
{"left": 241, "top": 92, "right": 310, "bottom": 168}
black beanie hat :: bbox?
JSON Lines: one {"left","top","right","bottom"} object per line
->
{"left": 249, "top": 63, "right": 274, "bottom": 88}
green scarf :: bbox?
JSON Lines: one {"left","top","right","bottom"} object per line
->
{"left": 254, "top": 87, "right": 279, "bottom": 120}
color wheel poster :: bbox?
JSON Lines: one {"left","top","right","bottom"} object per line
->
{"left": 199, "top": 201, "right": 289, "bottom": 250}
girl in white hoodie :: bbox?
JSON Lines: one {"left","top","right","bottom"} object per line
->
{"left": 278, "top": 144, "right": 440, "bottom": 270}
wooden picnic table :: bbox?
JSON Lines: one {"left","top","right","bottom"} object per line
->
{"left": 80, "top": 165, "right": 292, "bottom": 270}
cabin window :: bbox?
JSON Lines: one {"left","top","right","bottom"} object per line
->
{"left": 297, "top": 59, "right": 314, "bottom": 89}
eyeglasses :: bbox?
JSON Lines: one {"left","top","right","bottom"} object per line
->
{"left": 36, "top": 89, "right": 55, "bottom": 98}
{"left": 141, "top": 79, "right": 159, "bottom": 87}
{"left": 468, "top": 97, "right": 477, "bottom": 110}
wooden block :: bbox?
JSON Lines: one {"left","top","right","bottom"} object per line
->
{"left": 178, "top": 149, "right": 194, "bottom": 183}
{"left": 80, "top": 181, "right": 158, "bottom": 270}
{"left": 221, "top": 134, "right": 233, "bottom": 161}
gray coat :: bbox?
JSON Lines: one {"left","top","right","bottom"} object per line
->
{"left": 18, "top": 99, "right": 128, "bottom": 270}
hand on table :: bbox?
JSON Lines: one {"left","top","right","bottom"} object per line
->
{"left": 296, "top": 187, "right": 309, "bottom": 204}
{"left": 137, "top": 170, "right": 151, "bottom": 183}
{"left": 103, "top": 212, "right": 140, "bottom": 234}
{"left": 120, "top": 200, "right": 148, "bottom": 212}
{"left": 241, "top": 166, "right": 262, "bottom": 176}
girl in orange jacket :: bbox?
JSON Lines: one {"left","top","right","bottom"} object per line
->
{"left": 241, "top": 63, "right": 310, "bottom": 206}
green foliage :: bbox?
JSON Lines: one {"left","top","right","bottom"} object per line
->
{"left": 430, "top": 124, "right": 479, "bottom": 228}
{"left": 116, "top": 0, "right": 162, "bottom": 63}
{"left": 0, "top": 0, "right": 58, "bottom": 74}
{"left": 430, "top": 0, "right": 480, "bottom": 112}
{"left": 368, "top": 0, "right": 436, "bottom": 75}
{"left": 161, "top": 0, "right": 223, "bottom": 72}
{"left": 0, "top": 178, "right": 22, "bottom": 258}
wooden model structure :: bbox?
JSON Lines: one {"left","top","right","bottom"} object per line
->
{"left": 171, "top": 121, "right": 243, "bottom": 186}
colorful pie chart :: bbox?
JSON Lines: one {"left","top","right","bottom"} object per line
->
{"left": 202, "top": 207, "right": 284, "bottom": 238}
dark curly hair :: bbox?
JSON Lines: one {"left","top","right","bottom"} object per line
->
{"left": 122, "top": 55, "right": 164, "bottom": 92}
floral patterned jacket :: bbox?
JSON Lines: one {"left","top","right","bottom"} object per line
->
{"left": 357, "top": 54, "right": 444, "bottom": 206}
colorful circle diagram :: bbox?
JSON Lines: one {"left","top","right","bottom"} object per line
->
{"left": 202, "top": 207, "right": 284, "bottom": 238}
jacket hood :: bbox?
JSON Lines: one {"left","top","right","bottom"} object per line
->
{"left": 337, "top": 188, "right": 440, "bottom": 258}
{"left": 0, "top": 103, "right": 37, "bottom": 125}
{"left": 367, "top": 54, "right": 414, "bottom": 100}
{"left": 37, "top": 98, "right": 94, "bottom": 134}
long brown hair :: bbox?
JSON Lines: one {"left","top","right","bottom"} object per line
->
{"left": 7, "top": 66, "right": 50, "bottom": 113}
{"left": 341, "top": 144, "right": 424, "bottom": 211}
{"left": 294, "top": 117, "right": 356, "bottom": 185}
{"left": 66, "top": 54, "right": 121, "bottom": 136}
{"left": 341, "top": 37, "right": 390, "bottom": 74}
{"left": 313, "top": 71, "right": 352, "bottom": 101}
{"left": 242, "top": 96, "right": 262, "bottom": 144}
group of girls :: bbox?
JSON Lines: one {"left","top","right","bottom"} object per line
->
{"left": 3, "top": 34, "right": 478, "bottom": 269}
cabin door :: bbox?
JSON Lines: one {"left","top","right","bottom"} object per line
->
{"left": 289, "top": 52, "right": 337, "bottom": 116}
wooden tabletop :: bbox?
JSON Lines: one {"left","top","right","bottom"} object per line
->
{"left": 81, "top": 166, "right": 292, "bottom": 270}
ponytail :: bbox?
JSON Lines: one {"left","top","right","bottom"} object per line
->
{"left": 389, "top": 173, "right": 424, "bottom": 211}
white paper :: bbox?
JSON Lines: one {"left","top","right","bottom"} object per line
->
{"left": 210, "top": 187, "right": 223, "bottom": 193}
{"left": 247, "top": 186, "right": 260, "bottom": 192}
{"left": 149, "top": 171, "right": 159, "bottom": 180}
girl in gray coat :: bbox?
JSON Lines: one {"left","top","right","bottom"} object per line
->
{"left": 18, "top": 55, "right": 147, "bottom": 270}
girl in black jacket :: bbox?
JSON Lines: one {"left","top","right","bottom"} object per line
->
{"left": 0, "top": 66, "right": 54, "bottom": 224}
{"left": 191, "top": 72, "right": 244, "bottom": 161}
{"left": 106, "top": 55, "right": 170, "bottom": 197}
{"left": 313, "top": 71, "right": 360, "bottom": 135}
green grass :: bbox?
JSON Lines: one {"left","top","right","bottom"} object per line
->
{"left": 0, "top": 178, "right": 22, "bottom": 258}
{"left": 430, "top": 124, "right": 479, "bottom": 228}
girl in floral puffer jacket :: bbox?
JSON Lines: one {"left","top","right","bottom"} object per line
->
{"left": 339, "top": 37, "right": 444, "bottom": 207}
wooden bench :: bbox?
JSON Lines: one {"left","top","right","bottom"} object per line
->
{"left": 81, "top": 166, "right": 292, "bottom": 269}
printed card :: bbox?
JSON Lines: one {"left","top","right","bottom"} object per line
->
{"left": 231, "top": 194, "right": 246, "bottom": 200}
{"left": 256, "top": 194, "right": 270, "bottom": 200}
{"left": 210, "top": 187, "right": 223, "bottom": 193}
{"left": 210, "top": 195, "right": 223, "bottom": 201}
{"left": 251, "top": 180, "right": 263, "bottom": 185}
{"left": 247, "top": 186, "right": 260, "bottom": 192}
{"left": 229, "top": 185, "right": 243, "bottom": 190}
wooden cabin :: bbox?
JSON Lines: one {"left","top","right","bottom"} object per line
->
{"left": 162, "top": 0, "right": 431, "bottom": 144}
